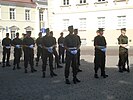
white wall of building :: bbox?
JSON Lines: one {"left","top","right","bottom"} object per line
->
{"left": 48, "top": 0, "right": 133, "bottom": 46}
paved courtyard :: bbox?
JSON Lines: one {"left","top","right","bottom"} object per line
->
{"left": 0, "top": 46, "right": 133, "bottom": 100}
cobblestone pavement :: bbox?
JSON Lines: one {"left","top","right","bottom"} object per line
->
{"left": 0, "top": 46, "right": 133, "bottom": 100}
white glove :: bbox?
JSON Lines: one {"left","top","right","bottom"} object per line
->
{"left": 101, "top": 48, "right": 106, "bottom": 52}
{"left": 6, "top": 46, "right": 11, "bottom": 49}
{"left": 125, "top": 45, "right": 130, "bottom": 49}
{"left": 48, "top": 47, "right": 53, "bottom": 53}
{"left": 16, "top": 45, "right": 21, "bottom": 48}
{"left": 29, "top": 45, "right": 34, "bottom": 48}
{"left": 70, "top": 50, "right": 77, "bottom": 55}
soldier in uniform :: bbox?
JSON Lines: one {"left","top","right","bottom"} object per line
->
{"left": 64, "top": 26, "right": 80, "bottom": 84}
{"left": 12, "top": 32, "right": 23, "bottom": 70}
{"left": 41, "top": 28, "right": 57, "bottom": 78}
{"left": 74, "top": 29, "right": 82, "bottom": 72}
{"left": 118, "top": 28, "right": 129, "bottom": 72}
{"left": 35, "top": 32, "right": 43, "bottom": 66}
{"left": 50, "top": 31, "right": 63, "bottom": 68}
{"left": 58, "top": 32, "right": 65, "bottom": 64}
{"left": 23, "top": 31, "right": 37, "bottom": 73}
{"left": 2, "top": 33, "right": 12, "bottom": 67}
{"left": 94, "top": 28, "right": 108, "bottom": 78}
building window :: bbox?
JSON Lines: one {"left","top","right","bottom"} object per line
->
{"left": 97, "top": 17, "right": 105, "bottom": 28}
{"left": 63, "top": 19, "right": 69, "bottom": 31}
{"left": 11, "top": 31, "right": 15, "bottom": 40}
{"left": 79, "top": 18, "right": 86, "bottom": 31}
{"left": 25, "top": 9, "right": 30, "bottom": 21}
{"left": 98, "top": 0, "right": 105, "bottom": 2}
{"left": 117, "top": 16, "right": 126, "bottom": 28}
{"left": 10, "top": 8, "right": 15, "bottom": 20}
{"left": 39, "top": 11, "right": 43, "bottom": 21}
{"left": 80, "top": 0, "right": 86, "bottom": 3}
{"left": 63, "top": 0, "right": 69, "bottom": 5}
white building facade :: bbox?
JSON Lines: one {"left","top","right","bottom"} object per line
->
{"left": 48, "top": 0, "right": 133, "bottom": 46}
{"left": 0, "top": 0, "right": 48, "bottom": 42}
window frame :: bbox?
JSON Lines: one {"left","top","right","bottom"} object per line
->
{"left": 117, "top": 15, "right": 126, "bottom": 29}
{"left": 98, "top": 0, "right": 105, "bottom": 2}
{"left": 25, "top": 9, "right": 30, "bottom": 21}
{"left": 63, "top": 19, "right": 69, "bottom": 31}
{"left": 97, "top": 17, "right": 105, "bottom": 28}
{"left": 79, "top": 18, "right": 87, "bottom": 31}
{"left": 80, "top": 0, "right": 87, "bottom": 4}
{"left": 9, "top": 8, "right": 16, "bottom": 20}
{"left": 63, "top": 0, "right": 69, "bottom": 5}
{"left": 39, "top": 11, "right": 44, "bottom": 22}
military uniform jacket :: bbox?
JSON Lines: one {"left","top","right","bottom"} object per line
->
{"left": 42, "top": 35, "right": 56, "bottom": 47}
{"left": 2, "top": 37, "right": 12, "bottom": 47}
{"left": 12, "top": 38, "right": 23, "bottom": 48}
{"left": 23, "top": 37, "right": 35, "bottom": 48}
{"left": 94, "top": 35, "right": 107, "bottom": 54}
{"left": 64, "top": 34, "right": 80, "bottom": 48}
{"left": 58, "top": 36, "right": 65, "bottom": 45}
{"left": 36, "top": 37, "right": 43, "bottom": 47}
{"left": 118, "top": 34, "right": 128, "bottom": 53}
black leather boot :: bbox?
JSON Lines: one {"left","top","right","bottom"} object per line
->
{"left": 94, "top": 73, "right": 99, "bottom": 78}
{"left": 42, "top": 72, "right": 45, "bottom": 78}
{"left": 13, "top": 65, "right": 16, "bottom": 70}
{"left": 65, "top": 78, "right": 70, "bottom": 84}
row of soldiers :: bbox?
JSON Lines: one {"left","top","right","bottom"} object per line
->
{"left": 1, "top": 26, "right": 130, "bottom": 84}
{"left": 1, "top": 26, "right": 82, "bottom": 84}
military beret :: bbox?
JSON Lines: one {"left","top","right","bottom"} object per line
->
{"left": 98, "top": 28, "right": 105, "bottom": 31}
{"left": 60, "top": 32, "right": 63, "bottom": 35}
{"left": 121, "top": 28, "right": 126, "bottom": 31}
{"left": 16, "top": 32, "right": 19, "bottom": 35}
{"left": 26, "top": 31, "right": 31, "bottom": 34}
{"left": 68, "top": 26, "right": 73, "bottom": 30}
{"left": 46, "top": 28, "right": 50, "bottom": 31}
{"left": 74, "top": 29, "right": 78, "bottom": 31}
{"left": 39, "top": 32, "right": 42, "bottom": 35}
{"left": 6, "top": 33, "right": 9, "bottom": 36}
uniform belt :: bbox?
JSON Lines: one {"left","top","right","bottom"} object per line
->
{"left": 68, "top": 47, "right": 77, "bottom": 50}
{"left": 45, "top": 46, "right": 53, "bottom": 49}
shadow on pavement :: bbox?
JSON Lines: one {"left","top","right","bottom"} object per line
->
{"left": 0, "top": 59, "right": 133, "bottom": 100}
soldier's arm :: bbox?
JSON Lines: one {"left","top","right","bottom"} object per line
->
{"left": 118, "top": 36, "right": 128, "bottom": 47}
{"left": 2, "top": 38, "right": 5, "bottom": 47}
{"left": 63, "top": 38, "right": 70, "bottom": 51}
{"left": 77, "top": 36, "right": 81, "bottom": 50}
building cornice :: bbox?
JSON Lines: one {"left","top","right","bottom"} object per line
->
{"left": 55, "top": 6, "right": 133, "bottom": 14}
{"left": 0, "top": 0, "right": 36, "bottom": 8}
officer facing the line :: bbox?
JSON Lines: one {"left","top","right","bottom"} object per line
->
{"left": 94, "top": 28, "right": 108, "bottom": 78}
{"left": 64, "top": 26, "right": 81, "bottom": 84}
{"left": 2, "top": 33, "right": 12, "bottom": 67}
{"left": 41, "top": 28, "right": 57, "bottom": 78}
{"left": 118, "top": 28, "right": 130, "bottom": 72}
{"left": 23, "top": 31, "right": 37, "bottom": 73}
{"left": 12, "top": 32, "right": 23, "bottom": 70}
